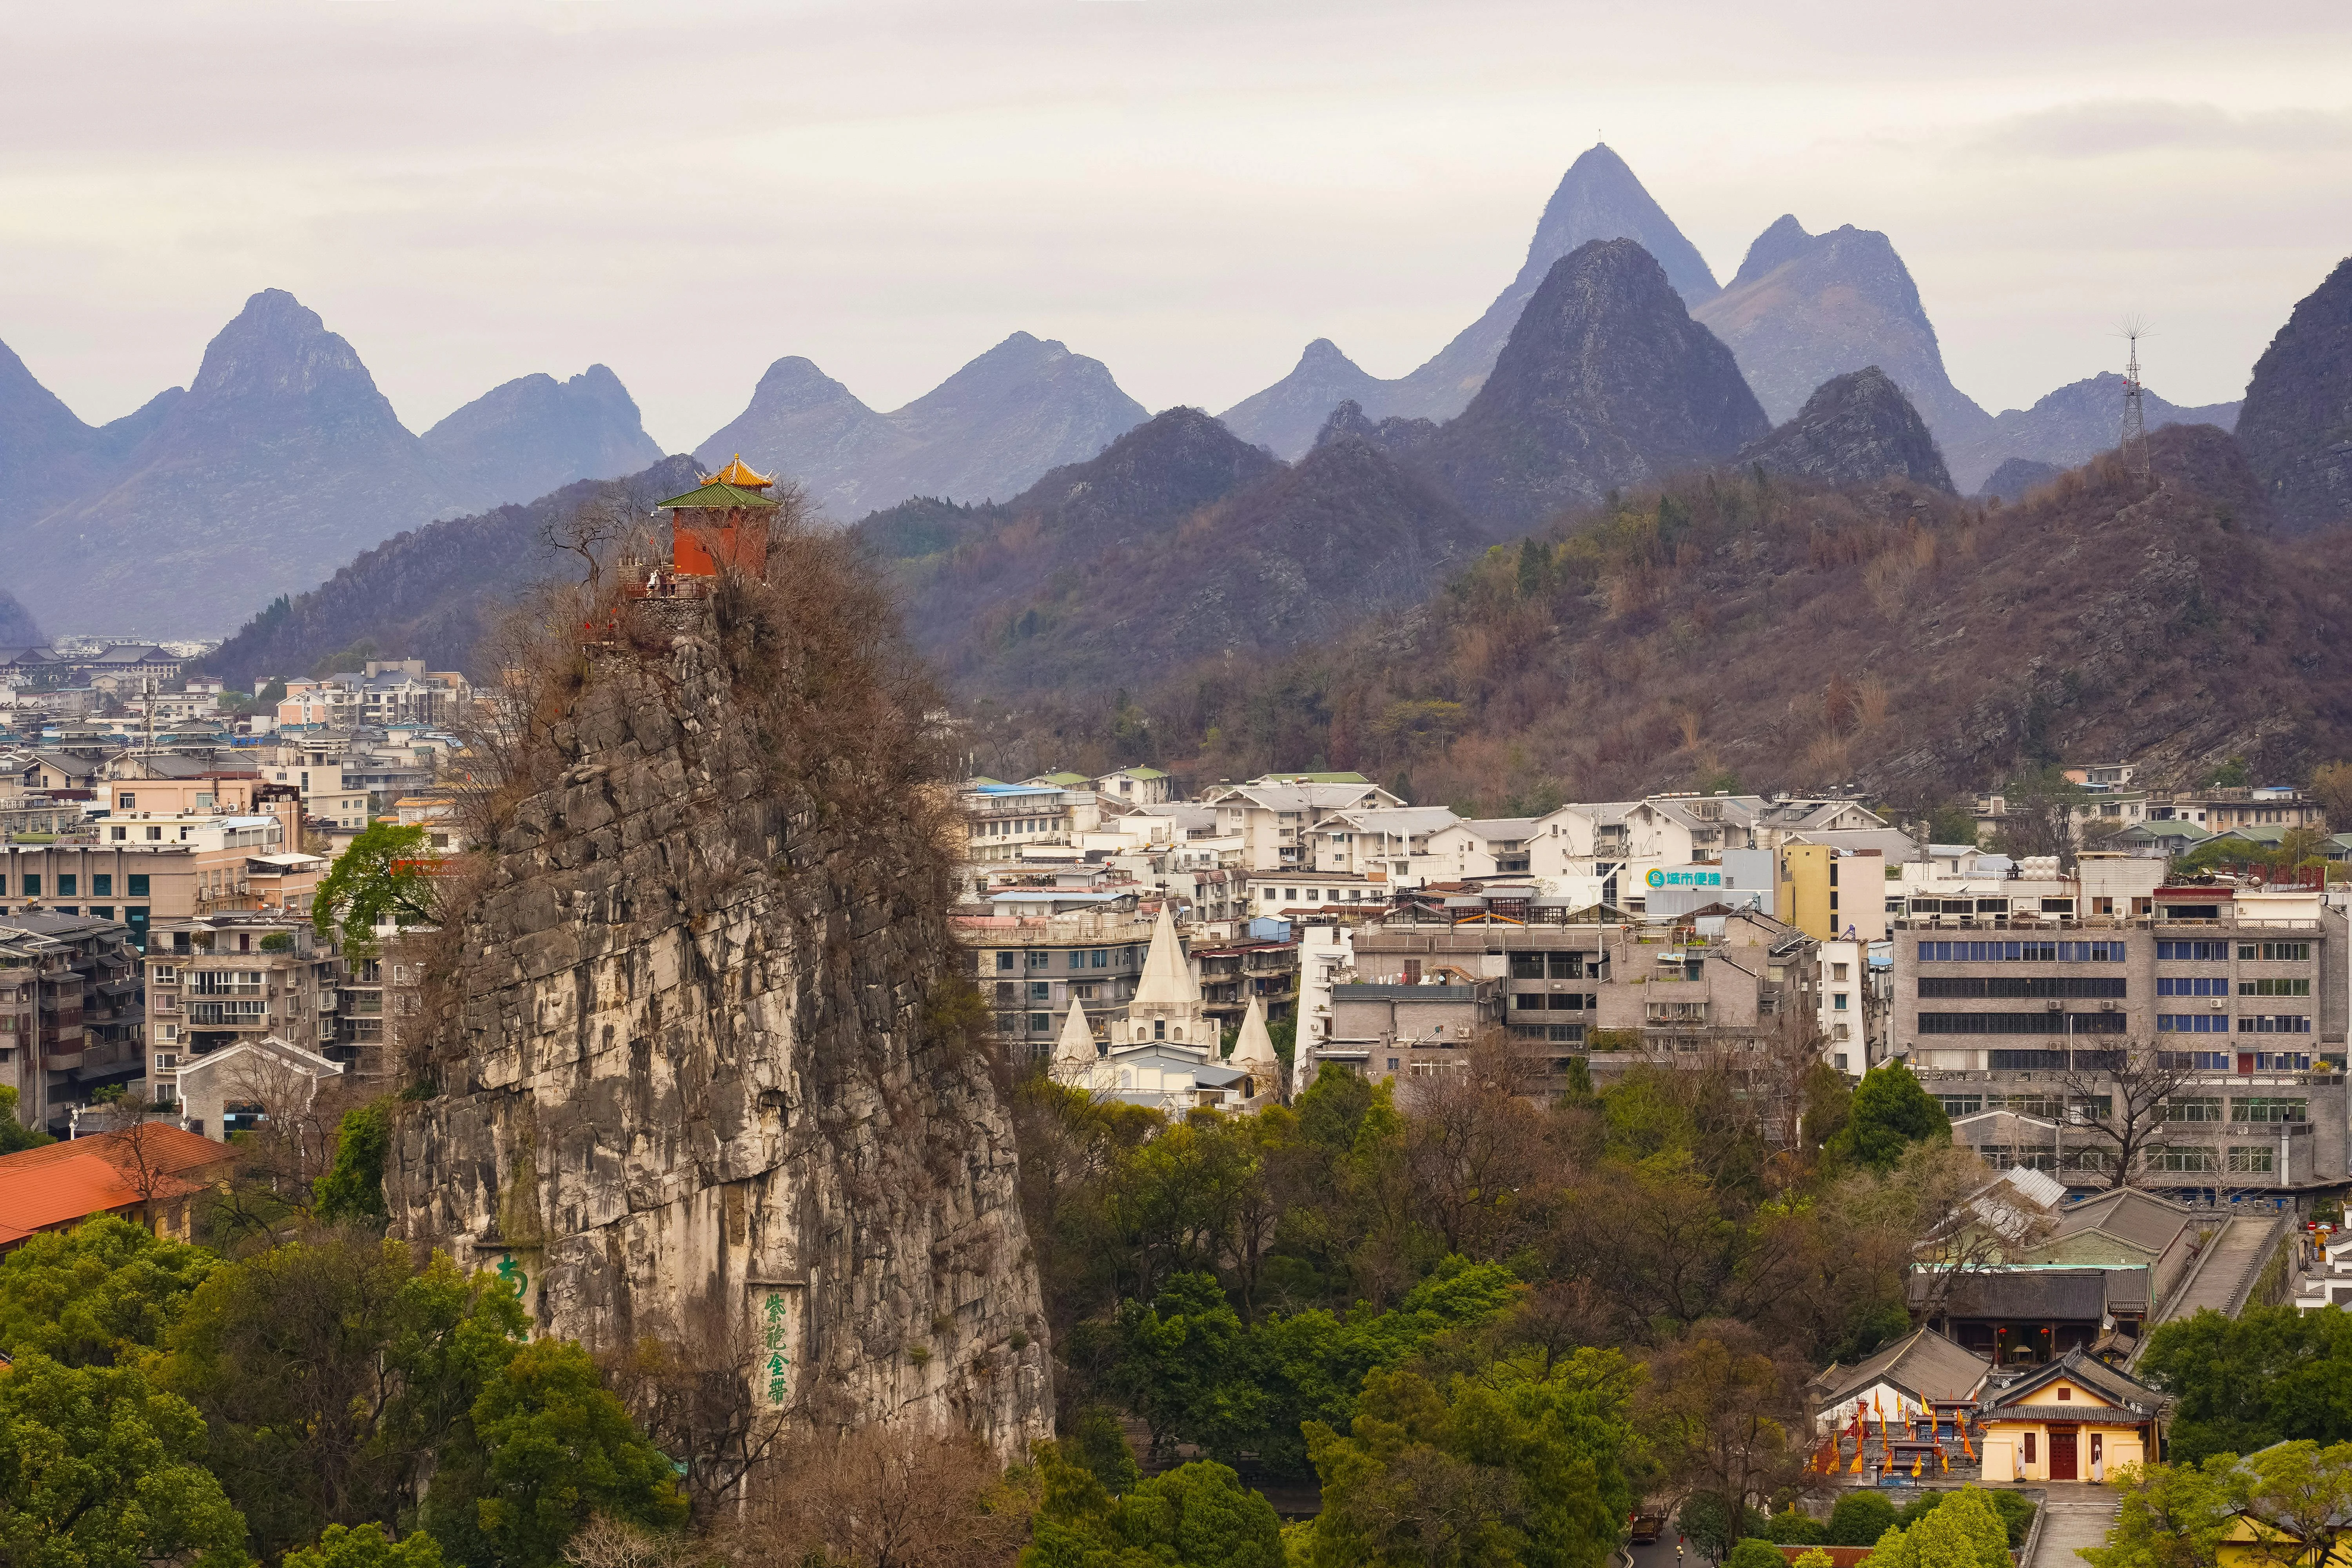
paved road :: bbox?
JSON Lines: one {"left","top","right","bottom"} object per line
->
{"left": 2164, "top": 1216, "right": 2275, "bottom": 1321}
{"left": 2026, "top": 1484, "right": 2122, "bottom": 1568}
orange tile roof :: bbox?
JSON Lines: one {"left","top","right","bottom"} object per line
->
{"left": 0, "top": 1125, "right": 234, "bottom": 1248}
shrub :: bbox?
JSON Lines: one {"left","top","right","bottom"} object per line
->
{"left": 1727, "top": 1539, "right": 1786, "bottom": 1568}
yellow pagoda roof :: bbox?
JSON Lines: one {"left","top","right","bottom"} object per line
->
{"left": 702, "top": 455, "right": 774, "bottom": 489}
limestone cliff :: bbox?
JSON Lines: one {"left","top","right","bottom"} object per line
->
{"left": 385, "top": 571, "right": 1051, "bottom": 1452}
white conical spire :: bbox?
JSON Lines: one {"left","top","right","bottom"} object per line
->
{"left": 1127, "top": 902, "right": 1200, "bottom": 1016}
{"left": 1229, "top": 994, "right": 1279, "bottom": 1086}
{"left": 1052, "top": 1001, "right": 1098, "bottom": 1072}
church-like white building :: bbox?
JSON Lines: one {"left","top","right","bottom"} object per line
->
{"left": 1051, "top": 903, "right": 1280, "bottom": 1112}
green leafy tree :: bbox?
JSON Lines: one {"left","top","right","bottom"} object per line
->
{"left": 1063, "top": 1406, "right": 1141, "bottom": 1496}
{"left": 2139, "top": 1305, "right": 2352, "bottom": 1461}
{"left": 2080, "top": 1456, "right": 2235, "bottom": 1568}
{"left": 1679, "top": 1495, "right": 1769, "bottom": 1562}
{"left": 1765, "top": 1509, "right": 1826, "bottom": 1545}
{"left": 1024, "top": 1446, "right": 1281, "bottom": 1568}
{"left": 314, "top": 822, "right": 439, "bottom": 951}
{"left": 1823, "top": 1492, "right": 1897, "bottom": 1546}
{"left": 1725, "top": 1541, "right": 1783, "bottom": 1568}
{"left": 423, "top": 1339, "right": 687, "bottom": 1568}
{"left": 285, "top": 1525, "right": 445, "bottom": 1568}
{"left": 314, "top": 1101, "right": 395, "bottom": 1225}
{"left": 1828, "top": 1063, "right": 1949, "bottom": 1172}
{"left": 0, "top": 1084, "right": 50, "bottom": 1153}
{"left": 163, "top": 1238, "right": 530, "bottom": 1561}
{"left": 2229, "top": 1440, "right": 2352, "bottom": 1568}
{"left": 0, "top": 1213, "right": 216, "bottom": 1367}
{"left": 0, "top": 1356, "right": 250, "bottom": 1568}
{"left": 1304, "top": 1347, "right": 1643, "bottom": 1568}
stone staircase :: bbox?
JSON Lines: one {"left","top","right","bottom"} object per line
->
{"left": 2028, "top": 1485, "right": 2123, "bottom": 1568}
{"left": 2161, "top": 1215, "right": 2285, "bottom": 1324}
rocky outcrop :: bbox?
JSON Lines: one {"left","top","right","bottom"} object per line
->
{"left": 0, "top": 588, "right": 43, "bottom": 646}
{"left": 421, "top": 365, "right": 666, "bottom": 506}
{"left": 1977, "top": 456, "right": 2065, "bottom": 503}
{"left": 1693, "top": 217, "right": 1989, "bottom": 454}
{"left": 699, "top": 333, "right": 1149, "bottom": 521}
{"left": 1404, "top": 239, "right": 1769, "bottom": 531}
{"left": 1944, "top": 372, "right": 2241, "bottom": 494}
{"left": 1218, "top": 143, "right": 1722, "bottom": 451}
{"left": 387, "top": 595, "right": 1051, "bottom": 1450}
{"left": 1736, "top": 367, "right": 1953, "bottom": 492}
{"left": 2236, "top": 256, "right": 2352, "bottom": 534}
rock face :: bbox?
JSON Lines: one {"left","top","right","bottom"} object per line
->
{"left": 1403, "top": 239, "right": 1769, "bottom": 530}
{"left": 698, "top": 333, "right": 1149, "bottom": 521}
{"left": 0, "top": 588, "right": 43, "bottom": 646}
{"left": 2236, "top": 256, "right": 2352, "bottom": 534}
{"left": 199, "top": 456, "right": 702, "bottom": 692}
{"left": 421, "top": 365, "right": 666, "bottom": 505}
{"left": 1693, "top": 217, "right": 1989, "bottom": 455}
{"left": 1218, "top": 143, "right": 1721, "bottom": 454}
{"left": 1944, "top": 372, "right": 2241, "bottom": 494}
{"left": 386, "top": 615, "right": 1051, "bottom": 1449}
{"left": 1978, "top": 456, "right": 2066, "bottom": 502}
{"left": 1736, "top": 367, "right": 1953, "bottom": 492}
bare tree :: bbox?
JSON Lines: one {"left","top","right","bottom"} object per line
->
{"left": 538, "top": 488, "right": 642, "bottom": 601}
{"left": 2058, "top": 1042, "right": 2197, "bottom": 1190}
{"left": 716, "top": 1423, "right": 1032, "bottom": 1568}
{"left": 1401, "top": 1031, "right": 1554, "bottom": 1257}
{"left": 563, "top": 1513, "right": 693, "bottom": 1568}
{"left": 97, "top": 1094, "right": 181, "bottom": 1211}
{"left": 601, "top": 1305, "right": 797, "bottom": 1521}
{"left": 1902, "top": 1143, "right": 2054, "bottom": 1328}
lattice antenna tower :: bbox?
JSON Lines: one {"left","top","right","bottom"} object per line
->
{"left": 2118, "top": 317, "right": 2151, "bottom": 486}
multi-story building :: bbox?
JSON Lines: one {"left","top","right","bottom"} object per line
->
{"left": 1093, "top": 766, "right": 1173, "bottom": 805}
{"left": 1422, "top": 818, "right": 1540, "bottom": 880}
{"left": 957, "top": 910, "right": 1161, "bottom": 1063}
{"left": 1307, "top": 806, "right": 1461, "bottom": 879}
{"left": 1775, "top": 844, "right": 1891, "bottom": 942}
{"left": 1, "top": 814, "right": 322, "bottom": 942}
{"left": 0, "top": 913, "right": 145, "bottom": 1132}
{"left": 144, "top": 913, "right": 347, "bottom": 1105}
{"left": 276, "top": 660, "right": 470, "bottom": 732}
{"left": 1203, "top": 781, "right": 1402, "bottom": 871}
{"left": 1194, "top": 932, "right": 1298, "bottom": 1037}
{"left": 1894, "top": 861, "right": 2350, "bottom": 1198}
{"left": 1315, "top": 904, "right": 1815, "bottom": 1091}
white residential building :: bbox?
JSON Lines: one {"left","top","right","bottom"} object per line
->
{"left": 1204, "top": 782, "right": 1403, "bottom": 871}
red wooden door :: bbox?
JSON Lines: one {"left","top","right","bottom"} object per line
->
{"left": 2051, "top": 1430, "right": 2078, "bottom": 1480}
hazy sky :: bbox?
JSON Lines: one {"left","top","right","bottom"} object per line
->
{"left": 4, "top": 0, "right": 2347, "bottom": 452}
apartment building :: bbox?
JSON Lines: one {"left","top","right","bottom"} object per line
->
{"left": 959, "top": 910, "right": 1161, "bottom": 1063}
{"left": 1776, "top": 844, "right": 1891, "bottom": 942}
{"left": 1093, "top": 766, "right": 1173, "bottom": 805}
{"left": 1203, "top": 781, "right": 1402, "bottom": 871}
{"left": 145, "top": 913, "right": 347, "bottom": 1105}
{"left": 277, "top": 660, "right": 470, "bottom": 731}
{"left": 257, "top": 757, "right": 371, "bottom": 832}
{"left": 961, "top": 780, "right": 1101, "bottom": 882}
{"left": 1893, "top": 860, "right": 2350, "bottom": 1196}
{"left": 1308, "top": 806, "right": 1461, "bottom": 879}
{"left": 1317, "top": 905, "right": 1814, "bottom": 1089}
{"left": 0, "top": 914, "right": 145, "bottom": 1132}
{"left": 0, "top": 817, "right": 322, "bottom": 942}
{"left": 1194, "top": 932, "right": 1299, "bottom": 1036}
{"left": 1423, "top": 818, "right": 1540, "bottom": 880}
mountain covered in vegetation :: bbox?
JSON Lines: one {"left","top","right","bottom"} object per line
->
{"left": 985, "top": 424, "right": 2345, "bottom": 814}
{"left": 200, "top": 455, "right": 701, "bottom": 690}
{"left": 1945, "top": 371, "right": 2241, "bottom": 495}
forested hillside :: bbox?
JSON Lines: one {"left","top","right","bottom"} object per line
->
{"left": 971, "top": 423, "right": 2343, "bottom": 811}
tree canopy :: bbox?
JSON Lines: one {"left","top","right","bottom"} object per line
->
{"left": 313, "top": 822, "right": 441, "bottom": 950}
{"left": 1830, "top": 1063, "right": 1950, "bottom": 1171}
{"left": 0, "top": 1214, "right": 216, "bottom": 1367}
{"left": 2138, "top": 1304, "right": 2352, "bottom": 1462}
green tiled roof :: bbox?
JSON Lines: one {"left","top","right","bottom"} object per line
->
{"left": 1123, "top": 767, "right": 1169, "bottom": 780}
{"left": 657, "top": 482, "right": 779, "bottom": 510}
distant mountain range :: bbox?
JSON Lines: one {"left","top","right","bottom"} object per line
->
{"left": 3, "top": 290, "right": 671, "bottom": 636}
{"left": 1219, "top": 144, "right": 1722, "bottom": 458}
{"left": 1737, "top": 367, "right": 1953, "bottom": 493}
{"left": 0, "top": 588, "right": 43, "bottom": 646}
{"left": 694, "top": 332, "right": 1149, "bottom": 521}
{"left": 1949, "top": 373, "right": 2240, "bottom": 496}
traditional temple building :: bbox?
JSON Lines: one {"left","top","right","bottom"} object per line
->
{"left": 644, "top": 456, "right": 777, "bottom": 586}
{"left": 1049, "top": 906, "right": 1278, "bottom": 1112}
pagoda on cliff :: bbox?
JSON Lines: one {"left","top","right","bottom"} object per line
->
{"left": 646, "top": 455, "right": 777, "bottom": 585}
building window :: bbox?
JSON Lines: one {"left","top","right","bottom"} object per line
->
{"left": 2164, "top": 1097, "right": 2225, "bottom": 1123}
{"left": 2240, "top": 978, "right": 2313, "bottom": 997}
{"left": 118, "top": 793, "right": 135, "bottom": 810}
{"left": 111, "top": 827, "right": 127, "bottom": 842}
{"left": 56, "top": 876, "right": 75, "bottom": 897}
{"left": 1029, "top": 1014, "right": 1050, "bottom": 1034}
{"left": 1387, "top": 1058, "right": 1400, "bottom": 1072}
{"left": 2232, "top": 1098, "right": 2308, "bottom": 1123}
{"left": 1832, "top": 993, "right": 1849, "bottom": 1011}
{"left": 93, "top": 875, "right": 112, "bottom": 897}
{"left": 2228, "top": 1146, "right": 2276, "bottom": 1174}
{"left": 996, "top": 953, "right": 1014, "bottom": 971}
{"left": 1154, "top": 1020, "right": 1166, "bottom": 1041}
{"left": 2241, "top": 942, "right": 2312, "bottom": 962}
{"left": 2236, "top": 1015, "right": 2312, "bottom": 1034}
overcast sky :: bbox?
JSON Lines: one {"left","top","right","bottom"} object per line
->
{"left": 4, "top": 0, "right": 2347, "bottom": 452}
